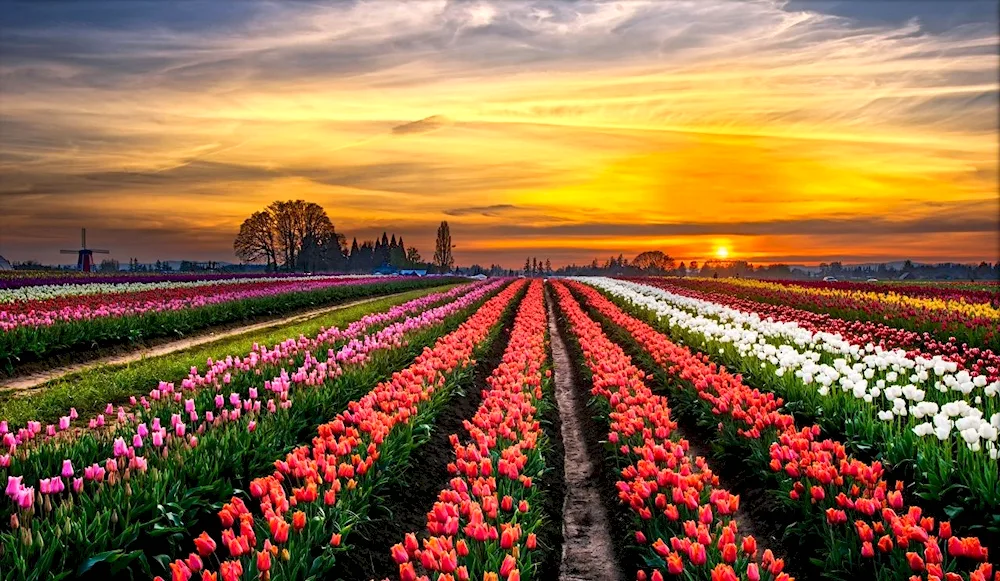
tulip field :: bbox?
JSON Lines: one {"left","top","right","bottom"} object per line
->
{"left": 0, "top": 274, "right": 455, "bottom": 375}
{"left": 1, "top": 275, "right": 997, "bottom": 580}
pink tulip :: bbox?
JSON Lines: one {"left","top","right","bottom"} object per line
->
{"left": 16, "top": 487, "right": 34, "bottom": 509}
{"left": 6, "top": 475, "right": 23, "bottom": 496}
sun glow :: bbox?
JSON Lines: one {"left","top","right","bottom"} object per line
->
{"left": 715, "top": 246, "right": 730, "bottom": 260}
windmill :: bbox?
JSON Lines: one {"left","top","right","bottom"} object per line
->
{"left": 61, "top": 228, "right": 110, "bottom": 272}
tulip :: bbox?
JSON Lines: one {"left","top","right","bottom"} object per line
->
{"left": 500, "top": 555, "right": 516, "bottom": 577}
{"left": 399, "top": 563, "right": 417, "bottom": 581}
{"left": 194, "top": 532, "right": 217, "bottom": 557}
{"left": 256, "top": 550, "right": 271, "bottom": 572}
{"left": 391, "top": 543, "right": 409, "bottom": 564}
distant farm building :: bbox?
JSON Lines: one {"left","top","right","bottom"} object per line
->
{"left": 373, "top": 266, "right": 428, "bottom": 276}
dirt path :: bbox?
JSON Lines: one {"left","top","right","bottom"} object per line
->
{"left": 546, "top": 295, "right": 622, "bottom": 581}
{"left": 0, "top": 293, "right": 401, "bottom": 393}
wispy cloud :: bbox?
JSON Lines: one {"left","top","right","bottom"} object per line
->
{"left": 0, "top": 0, "right": 996, "bottom": 266}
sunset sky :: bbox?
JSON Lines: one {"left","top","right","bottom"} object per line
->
{"left": 1, "top": 0, "right": 997, "bottom": 268}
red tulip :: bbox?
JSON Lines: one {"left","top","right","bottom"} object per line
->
{"left": 194, "top": 532, "right": 217, "bottom": 557}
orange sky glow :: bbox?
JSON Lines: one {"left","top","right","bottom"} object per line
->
{"left": 0, "top": 0, "right": 997, "bottom": 268}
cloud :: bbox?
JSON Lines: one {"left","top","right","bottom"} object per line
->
{"left": 391, "top": 115, "right": 452, "bottom": 135}
{"left": 443, "top": 204, "right": 520, "bottom": 217}
{"left": 0, "top": 0, "right": 996, "bottom": 266}
{"left": 444, "top": 199, "right": 998, "bottom": 241}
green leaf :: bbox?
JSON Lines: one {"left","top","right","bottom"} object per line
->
{"left": 944, "top": 505, "right": 965, "bottom": 519}
{"left": 76, "top": 550, "right": 124, "bottom": 575}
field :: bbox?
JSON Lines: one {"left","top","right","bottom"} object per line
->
{"left": 0, "top": 275, "right": 996, "bottom": 581}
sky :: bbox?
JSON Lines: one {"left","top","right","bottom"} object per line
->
{"left": 0, "top": 0, "right": 997, "bottom": 268}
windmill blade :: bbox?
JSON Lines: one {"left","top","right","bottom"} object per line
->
{"left": 92, "top": 249, "right": 111, "bottom": 254}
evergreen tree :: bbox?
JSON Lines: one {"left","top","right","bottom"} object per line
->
{"left": 348, "top": 238, "right": 360, "bottom": 271}
{"left": 432, "top": 221, "right": 455, "bottom": 273}
{"left": 377, "top": 232, "right": 390, "bottom": 266}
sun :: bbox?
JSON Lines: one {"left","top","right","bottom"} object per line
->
{"left": 715, "top": 245, "right": 730, "bottom": 260}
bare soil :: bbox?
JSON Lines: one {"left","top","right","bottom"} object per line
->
{"left": 546, "top": 292, "right": 623, "bottom": 581}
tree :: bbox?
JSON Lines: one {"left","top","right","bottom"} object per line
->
{"left": 98, "top": 258, "right": 119, "bottom": 272}
{"left": 389, "top": 238, "right": 407, "bottom": 269}
{"left": 545, "top": 259, "right": 552, "bottom": 274}
{"left": 348, "top": 238, "right": 360, "bottom": 270}
{"left": 524, "top": 258, "right": 531, "bottom": 275}
{"left": 632, "top": 251, "right": 676, "bottom": 273}
{"left": 433, "top": 221, "right": 454, "bottom": 273}
{"left": 406, "top": 247, "right": 422, "bottom": 265}
{"left": 234, "top": 200, "right": 344, "bottom": 272}
{"left": 234, "top": 211, "right": 278, "bottom": 270}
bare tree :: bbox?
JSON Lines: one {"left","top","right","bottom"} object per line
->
{"left": 632, "top": 250, "right": 677, "bottom": 273}
{"left": 235, "top": 200, "right": 344, "bottom": 272}
{"left": 433, "top": 221, "right": 454, "bottom": 273}
{"left": 234, "top": 211, "right": 278, "bottom": 270}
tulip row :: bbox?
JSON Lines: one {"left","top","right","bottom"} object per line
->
{"left": 2, "top": 281, "right": 496, "bottom": 497}
{"left": 1, "top": 276, "right": 451, "bottom": 374}
{"left": 765, "top": 280, "right": 998, "bottom": 308}
{"left": 0, "top": 274, "right": 375, "bottom": 304}
{"left": 551, "top": 281, "right": 791, "bottom": 581}
{"left": 4, "top": 281, "right": 502, "bottom": 519}
{"left": 155, "top": 279, "right": 527, "bottom": 581}
{"left": 0, "top": 271, "right": 324, "bottom": 292}
{"left": 1, "top": 276, "right": 393, "bottom": 329}
{"left": 632, "top": 278, "right": 1000, "bottom": 384}
{"left": 664, "top": 277, "right": 999, "bottom": 355}
{"left": 585, "top": 278, "right": 999, "bottom": 459}
{"left": 393, "top": 280, "right": 551, "bottom": 581}
{"left": 581, "top": 277, "right": 1000, "bottom": 532}
{"left": 568, "top": 280, "right": 996, "bottom": 581}
{"left": 2, "top": 280, "right": 487, "bottom": 458}
{"left": 1, "top": 281, "right": 505, "bottom": 579}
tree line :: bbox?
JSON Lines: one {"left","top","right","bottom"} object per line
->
{"left": 234, "top": 200, "right": 456, "bottom": 273}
